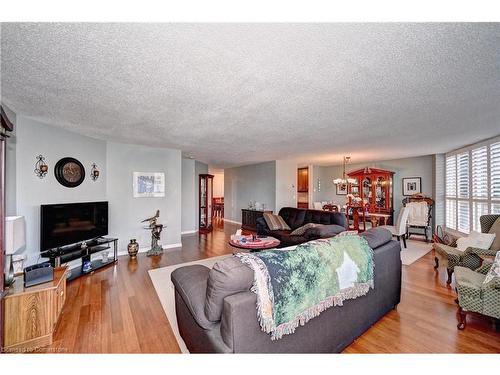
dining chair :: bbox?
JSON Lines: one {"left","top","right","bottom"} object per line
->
{"left": 379, "top": 206, "right": 411, "bottom": 248}
{"left": 313, "top": 202, "right": 323, "bottom": 210}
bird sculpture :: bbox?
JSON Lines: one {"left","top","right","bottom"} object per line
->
{"left": 141, "top": 209, "right": 160, "bottom": 228}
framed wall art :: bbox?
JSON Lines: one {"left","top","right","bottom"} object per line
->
{"left": 336, "top": 183, "right": 348, "bottom": 195}
{"left": 133, "top": 172, "right": 165, "bottom": 198}
{"left": 402, "top": 177, "right": 422, "bottom": 196}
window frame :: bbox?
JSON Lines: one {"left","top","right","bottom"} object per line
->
{"left": 445, "top": 135, "right": 500, "bottom": 234}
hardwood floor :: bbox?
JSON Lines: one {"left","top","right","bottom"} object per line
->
{"left": 47, "top": 218, "right": 500, "bottom": 353}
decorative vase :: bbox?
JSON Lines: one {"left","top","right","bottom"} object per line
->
{"left": 127, "top": 239, "right": 139, "bottom": 258}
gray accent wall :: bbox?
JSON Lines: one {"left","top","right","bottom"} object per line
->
{"left": 312, "top": 155, "right": 435, "bottom": 223}
{"left": 11, "top": 116, "right": 183, "bottom": 265}
{"left": 106, "top": 142, "right": 182, "bottom": 251}
{"left": 181, "top": 158, "right": 196, "bottom": 232}
{"left": 224, "top": 161, "right": 276, "bottom": 223}
{"left": 15, "top": 116, "right": 108, "bottom": 265}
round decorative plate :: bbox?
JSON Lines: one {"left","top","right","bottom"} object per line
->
{"left": 54, "top": 157, "right": 85, "bottom": 187}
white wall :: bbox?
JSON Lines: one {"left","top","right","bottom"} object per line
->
{"left": 211, "top": 172, "right": 224, "bottom": 198}
{"left": 12, "top": 116, "right": 184, "bottom": 265}
{"left": 106, "top": 142, "right": 182, "bottom": 252}
{"left": 15, "top": 116, "right": 107, "bottom": 265}
{"left": 275, "top": 159, "right": 297, "bottom": 211}
{"left": 433, "top": 154, "right": 446, "bottom": 227}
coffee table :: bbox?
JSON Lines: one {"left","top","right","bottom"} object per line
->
{"left": 229, "top": 235, "right": 280, "bottom": 253}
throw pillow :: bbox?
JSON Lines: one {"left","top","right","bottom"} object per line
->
{"left": 456, "top": 231, "right": 496, "bottom": 252}
{"left": 488, "top": 216, "right": 500, "bottom": 250}
{"left": 290, "top": 222, "right": 318, "bottom": 236}
{"left": 483, "top": 252, "right": 500, "bottom": 286}
{"left": 263, "top": 213, "right": 291, "bottom": 231}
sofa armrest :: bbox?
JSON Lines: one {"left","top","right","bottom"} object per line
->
{"left": 464, "top": 247, "right": 498, "bottom": 257}
{"left": 220, "top": 291, "right": 260, "bottom": 352}
{"left": 304, "top": 224, "right": 345, "bottom": 239}
{"left": 256, "top": 217, "right": 269, "bottom": 235}
{"left": 171, "top": 265, "right": 216, "bottom": 330}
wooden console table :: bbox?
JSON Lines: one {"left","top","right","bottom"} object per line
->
{"left": 241, "top": 209, "right": 272, "bottom": 231}
{"left": 3, "top": 266, "right": 68, "bottom": 352}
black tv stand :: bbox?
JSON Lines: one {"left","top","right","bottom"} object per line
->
{"left": 41, "top": 237, "right": 118, "bottom": 281}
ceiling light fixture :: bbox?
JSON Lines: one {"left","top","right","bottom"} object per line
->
{"left": 333, "top": 156, "right": 357, "bottom": 185}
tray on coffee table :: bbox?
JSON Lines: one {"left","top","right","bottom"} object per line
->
{"left": 229, "top": 235, "right": 280, "bottom": 252}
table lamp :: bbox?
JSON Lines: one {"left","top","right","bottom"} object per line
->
{"left": 5, "top": 216, "right": 26, "bottom": 286}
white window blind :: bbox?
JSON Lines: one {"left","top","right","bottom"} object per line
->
{"left": 491, "top": 141, "right": 500, "bottom": 199}
{"left": 472, "top": 146, "right": 487, "bottom": 199}
{"left": 446, "top": 155, "right": 456, "bottom": 197}
{"left": 457, "top": 152, "right": 469, "bottom": 199}
{"left": 445, "top": 137, "right": 500, "bottom": 234}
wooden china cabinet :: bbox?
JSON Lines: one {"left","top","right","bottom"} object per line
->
{"left": 199, "top": 174, "right": 214, "bottom": 233}
{"left": 347, "top": 168, "right": 395, "bottom": 224}
{"left": 1, "top": 106, "right": 14, "bottom": 350}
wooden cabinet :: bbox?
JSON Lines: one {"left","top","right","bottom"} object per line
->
{"left": 297, "top": 167, "right": 309, "bottom": 192}
{"left": 199, "top": 174, "right": 214, "bottom": 233}
{"left": 241, "top": 209, "right": 272, "bottom": 232}
{"left": 347, "top": 168, "right": 395, "bottom": 223}
{"left": 3, "top": 267, "right": 67, "bottom": 351}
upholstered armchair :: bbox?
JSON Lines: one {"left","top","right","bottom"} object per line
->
{"left": 402, "top": 195, "right": 434, "bottom": 242}
{"left": 455, "top": 259, "right": 500, "bottom": 330}
{"left": 434, "top": 214, "right": 500, "bottom": 284}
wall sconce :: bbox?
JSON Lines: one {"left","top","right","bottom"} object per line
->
{"left": 317, "top": 177, "right": 321, "bottom": 192}
{"left": 34, "top": 155, "right": 48, "bottom": 178}
{"left": 90, "top": 163, "right": 100, "bottom": 181}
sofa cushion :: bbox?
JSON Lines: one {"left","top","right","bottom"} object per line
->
{"left": 205, "top": 257, "right": 254, "bottom": 322}
{"left": 359, "top": 227, "right": 393, "bottom": 249}
{"left": 456, "top": 231, "right": 496, "bottom": 252}
{"left": 488, "top": 216, "right": 500, "bottom": 250}
{"left": 304, "top": 210, "right": 346, "bottom": 227}
{"left": 279, "top": 208, "right": 307, "bottom": 230}
{"left": 290, "top": 222, "right": 318, "bottom": 236}
{"left": 304, "top": 224, "right": 346, "bottom": 239}
{"left": 278, "top": 234, "right": 310, "bottom": 246}
{"left": 263, "top": 213, "right": 291, "bottom": 231}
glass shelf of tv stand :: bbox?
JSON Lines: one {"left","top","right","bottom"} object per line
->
{"left": 42, "top": 237, "right": 118, "bottom": 281}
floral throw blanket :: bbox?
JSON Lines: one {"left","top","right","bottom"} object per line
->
{"left": 236, "top": 235, "right": 374, "bottom": 340}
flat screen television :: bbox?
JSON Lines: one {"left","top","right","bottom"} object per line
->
{"left": 40, "top": 201, "right": 108, "bottom": 251}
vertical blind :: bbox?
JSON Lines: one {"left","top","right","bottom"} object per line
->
{"left": 445, "top": 138, "right": 500, "bottom": 233}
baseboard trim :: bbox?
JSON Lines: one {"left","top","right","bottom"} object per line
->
{"left": 223, "top": 219, "right": 242, "bottom": 225}
{"left": 181, "top": 229, "right": 198, "bottom": 235}
{"left": 117, "top": 242, "right": 182, "bottom": 257}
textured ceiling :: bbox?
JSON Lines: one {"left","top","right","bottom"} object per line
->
{"left": 1, "top": 23, "right": 499, "bottom": 167}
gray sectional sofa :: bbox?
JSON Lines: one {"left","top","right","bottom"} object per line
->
{"left": 171, "top": 228, "right": 402, "bottom": 353}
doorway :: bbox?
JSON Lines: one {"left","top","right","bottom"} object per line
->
{"left": 297, "top": 167, "right": 309, "bottom": 209}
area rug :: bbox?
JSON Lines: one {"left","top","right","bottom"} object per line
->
{"left": 149, "top": 239, "right": 430, "bottom": 352}
{"left": 148, "top": 255, "right": 231, "bottom": 353}
{"left": 400, "top": 239, "right": 432, "bottom": 265}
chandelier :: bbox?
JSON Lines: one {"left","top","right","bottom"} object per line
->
{"left": 333, "top": 156, "right": 357, "bottom": 185}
